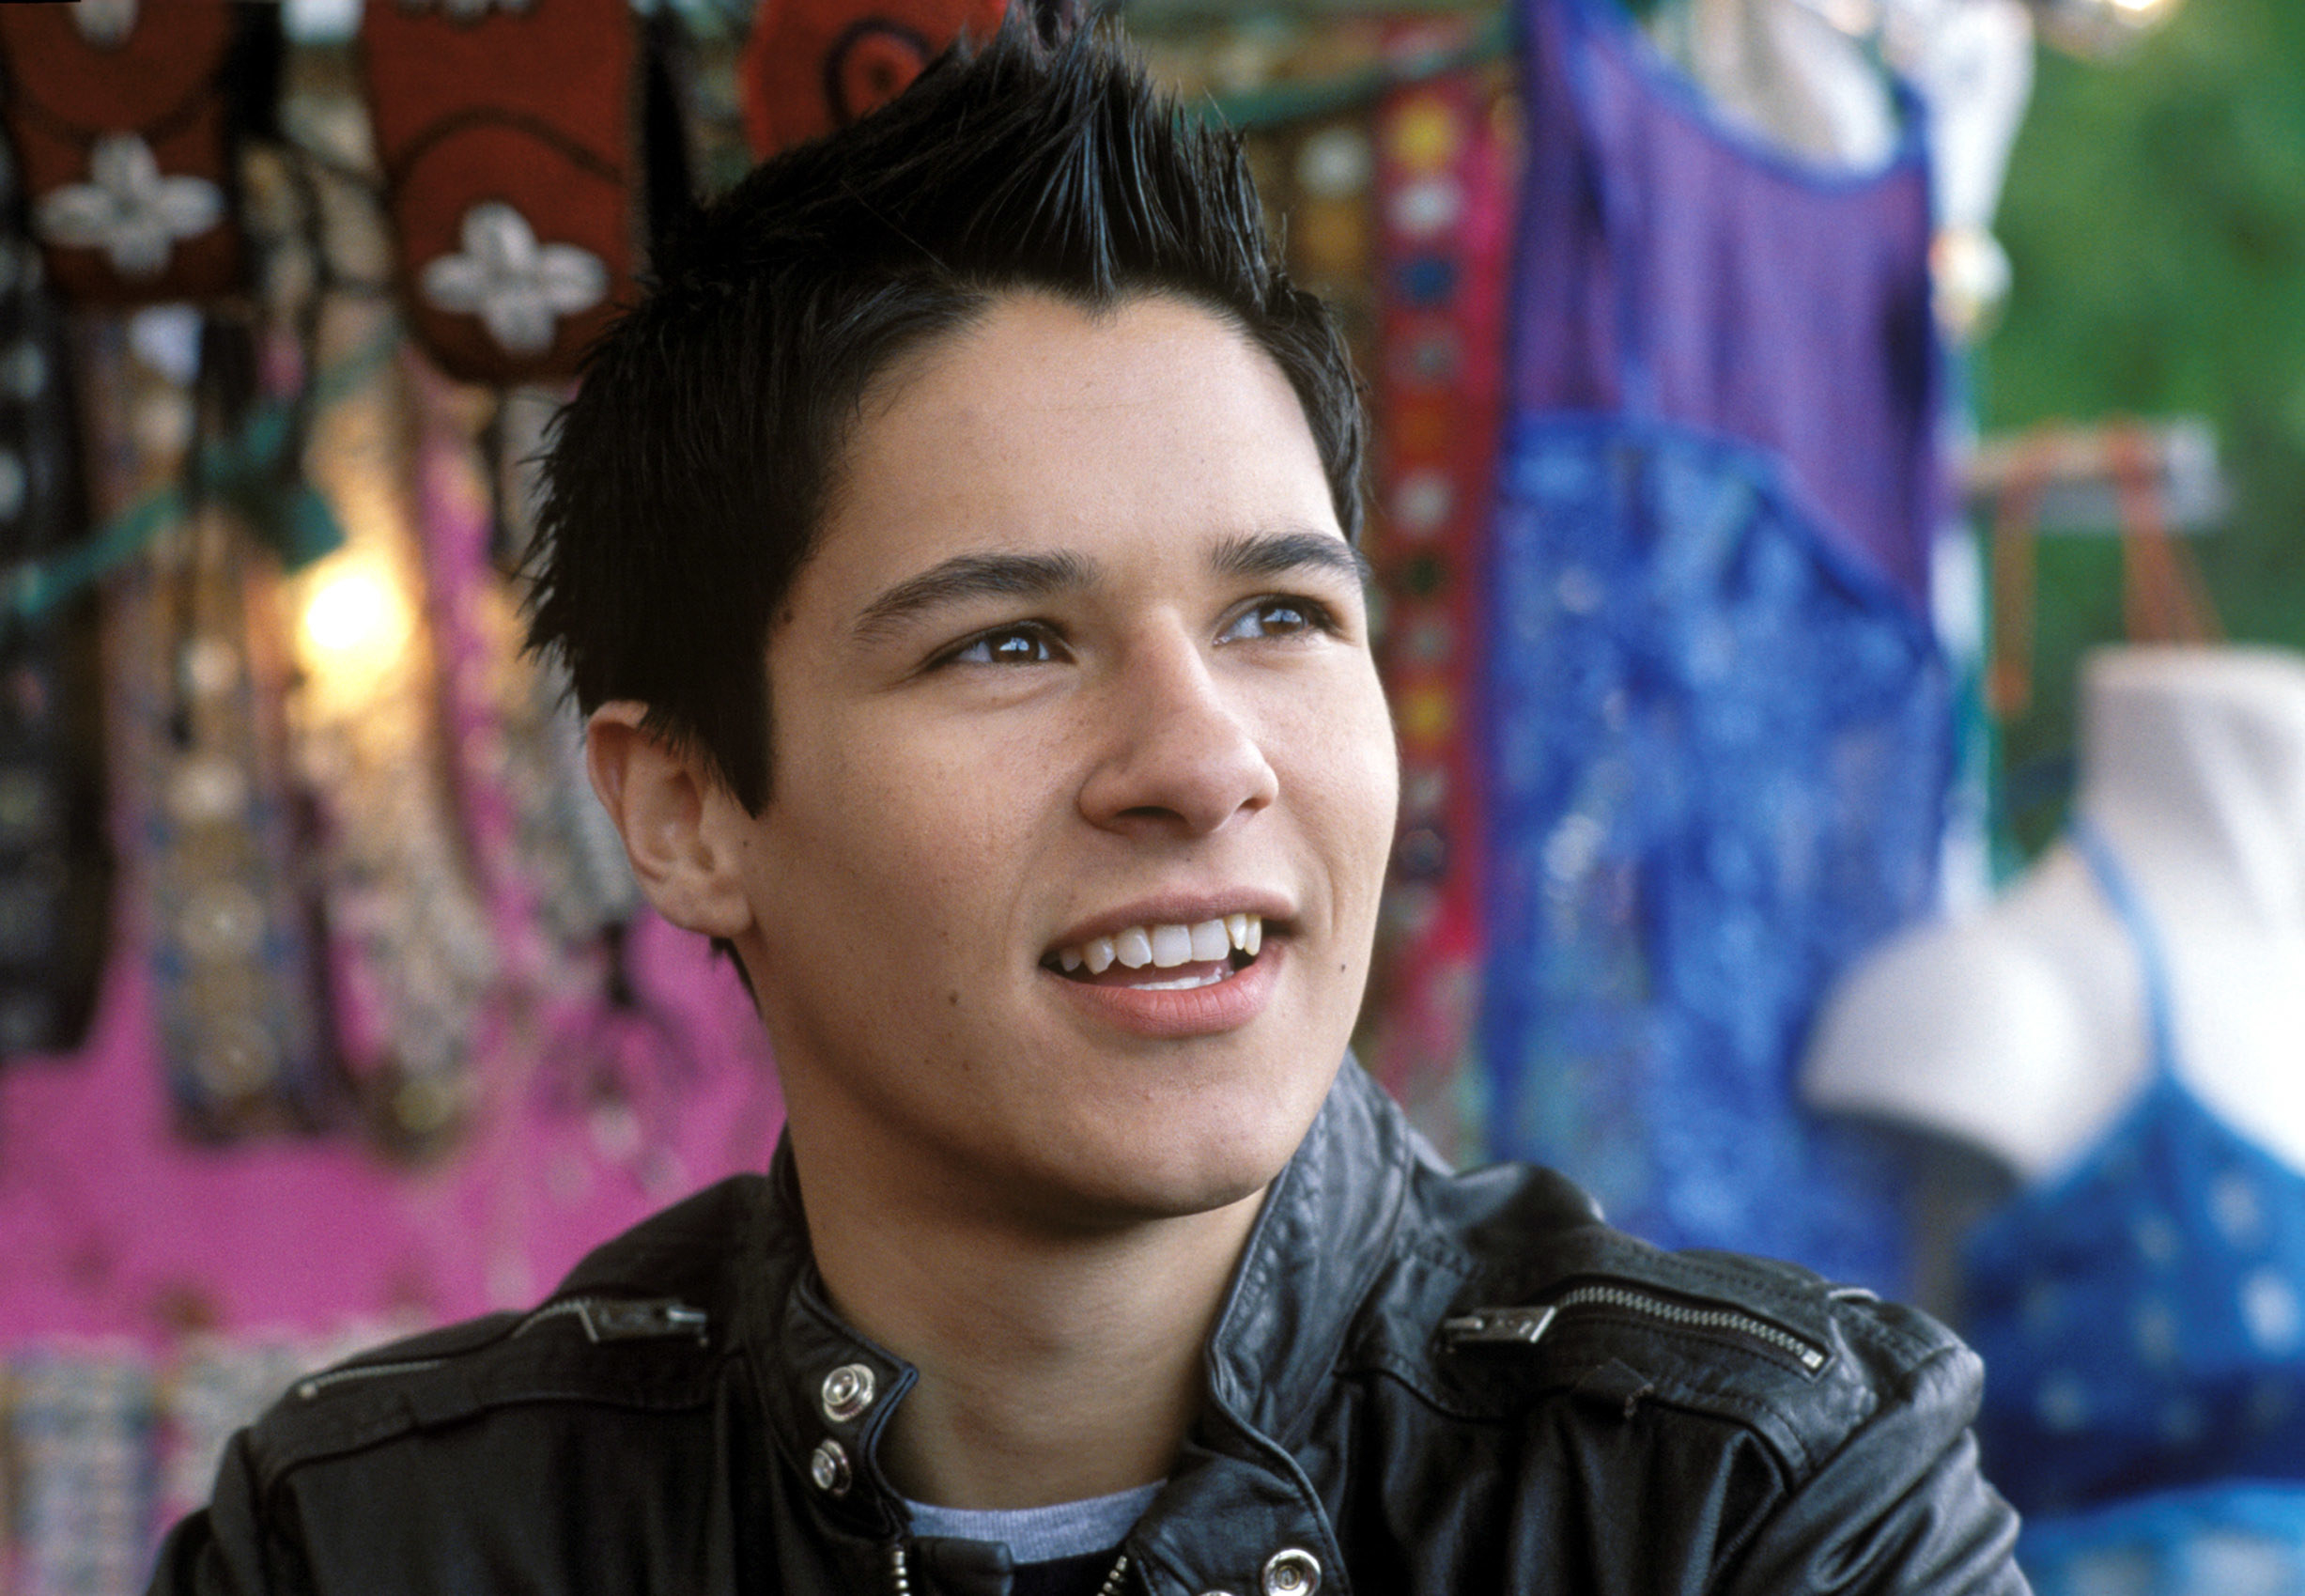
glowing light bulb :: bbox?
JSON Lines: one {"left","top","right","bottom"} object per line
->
{"left": 297, "top": 557, "right": 414, "bottom": 708}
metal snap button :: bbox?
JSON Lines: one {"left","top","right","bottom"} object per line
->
{"left": 820, "top": 1362, "right": 876, "bottom": 1423}
{"left": 809, "top": 1438, "right": 852, "bottom": 1495}
{"left": 1262, "top": 1548, "right": 1321, "bottom": 1596}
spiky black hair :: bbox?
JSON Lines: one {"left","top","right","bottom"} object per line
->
{"left": 525, "top": 8, "right": 1366, "bottom": 812}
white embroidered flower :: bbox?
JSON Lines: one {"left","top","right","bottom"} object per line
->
{"left": 34, "top": 133, "right": 224, "bottom": 279}
{"left": 419, "top": 201, "right": 608, "bottom": 359}
{"left": 70, "top": 0, "right": 138, "bottom": 47}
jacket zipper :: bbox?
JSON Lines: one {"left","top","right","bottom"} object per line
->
{"left": 1444, "top": 1284, "right": 1828, "bottom": 1372}
{"left": 513, "top": 1295, "right": 710, "bottom": 1344}
{"left": 293, "top": 1296, "right": 708, "bottom": 1401}
{"left": 294, "top": 1355, "right": 449, "bottom": 1401}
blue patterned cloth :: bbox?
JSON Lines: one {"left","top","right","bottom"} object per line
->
{"left": 2018, "top": 1483, "right": 2305, "bottom": 1596}
{"left": 1483, "top": 0, "right": 1951, "bottom": 1291}
{"left": 1965, "top": 825, "right": 2305, "bottom": 1518}
{"left": 1482, "top": 415, "right": 1948, "bottom": 1287}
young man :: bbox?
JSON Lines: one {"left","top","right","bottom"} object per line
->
{"left": 151, "top": 16, "right": 2023, "bottom": 1596}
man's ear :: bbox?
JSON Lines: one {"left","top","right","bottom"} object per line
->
{"left": 585, "top": 702, "right": 755, "bottom": 939}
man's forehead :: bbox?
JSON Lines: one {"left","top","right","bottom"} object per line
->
{"left": 807, "top": 293, "right": 1343, "bottom": 619}
{"left": 853, "top": 290, "right": 1295, "bottom": 440}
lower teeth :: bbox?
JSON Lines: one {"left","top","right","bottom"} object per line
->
{"left": 1048, "top": 949, "right": 1256, "bottom": 985}
{"left": 1136, "top": 967, "right": 1233, "bottom": 991}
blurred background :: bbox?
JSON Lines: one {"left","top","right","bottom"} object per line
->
{"left": 0, "top": 0, "right": 2297, "bottom": 1589}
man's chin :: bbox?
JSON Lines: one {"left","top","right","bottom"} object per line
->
{"left": 981, "top": 1140, "right": 1279, "bottom": 1237}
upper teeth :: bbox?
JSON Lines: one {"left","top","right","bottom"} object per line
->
{"left": 1058, "top": 913, "right": 1262, "bottom": 974}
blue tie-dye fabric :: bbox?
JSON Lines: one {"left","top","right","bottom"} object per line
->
{"left": 1958, "top": 829, "right": 2305, "bottom": 1596}
{"left": 1481, "top": 414, "right": 1949, "bottom": 1288}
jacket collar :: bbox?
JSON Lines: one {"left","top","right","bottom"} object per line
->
{"left": 733, "top": 1056, "right": 1418, "bottom": 1515}
{"left": 1200, "top": 1059, "right": 1419, "bottom": 1441}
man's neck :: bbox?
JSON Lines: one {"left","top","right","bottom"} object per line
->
{"left": 794, "top": 1143, "right": 1265, "bottom": 1511}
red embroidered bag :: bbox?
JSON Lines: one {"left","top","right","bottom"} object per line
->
{"left": 741, "top": 0, "right": 1009, "bottom": 158}
{"left": 361, "top": 0, "right": 642, "bottom": 385}
{"left": 0, "top": 0, "right": 249, "bottom": 306}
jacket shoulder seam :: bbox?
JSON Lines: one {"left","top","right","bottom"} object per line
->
{"left": 250, "top": 1354, "right": 732, "bottom": 1492}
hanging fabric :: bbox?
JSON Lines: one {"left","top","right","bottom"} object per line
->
{"left": 1482, "top": 0, "right": 1950, "bottom": 1289}
{"left": 284, "top": 319, "right": 496, "bottom": 1162}
{"left": 1962, "top": 432, "right": 2271, "bottom": 1596}
{"left": 0, "top": 0, "right": 257, "bottom": 308}
{"left": 405, "top": 360, "right": 699, "bottom": 1192}
{"left": 79, "top": 316, "right": 337, "bottom": 1142}
{"left": 1512, "top": 0, "right": 1941, "bottom": 601}
{"left": 407, "top": 368, "right": 634, "bottom": 971}
{"left": 0, "top": 158, "right": 112, "bottom": 1062}
{"left": 1357, "top": 51, "right": 1514, "bottom": 1163}
{"left": 1958, "top": 822, "right": 2305, "bottom": 1594}
{"left": 360, "top": 0, "right": 648, "bottom": 386}
{"left": 8, "top": 1349, "right": 158, "bottom": 1596}
{"left": 740, "top": 0, "right": 1011, "bottom": 160}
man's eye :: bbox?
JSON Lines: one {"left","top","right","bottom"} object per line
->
{"left": 946, "top": 625, "right": 1062, "bottom": 666}
{"left": 1221, "top": 597, "right": 1334, "bottom": 643}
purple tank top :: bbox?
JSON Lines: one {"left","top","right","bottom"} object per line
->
{"left": 1511, "top": 0, "right": 1941, "bottom": 600}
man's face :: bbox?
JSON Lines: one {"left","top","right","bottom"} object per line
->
{"left": 728, "top": 291, "right": 1398, "bottom": 1230}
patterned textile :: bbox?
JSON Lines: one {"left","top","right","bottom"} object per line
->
{"left": 1482, "top": 0, "right": 1949, "bottom": 1288}
{"left": 2016, "top": 1483, "right": 2305, "bottom": 1596}
{"left": 1966, "top": 824, "right": 2305, "bottom": 1516}
{"left": 1, "top": 1326, "right": 401, "bottom": 1593}
{"left": 6, "top": 1351, "right": 155, "bottom": 1596}
{"left": 1358, "top": 58, "right": 1512, "bottom": 1163}
{"left": 289, "top": 331, "right": 494, "bottom": 1159}
{"left": 0, "top": 158, "right": 110, "bottom": 1060}
{"left": 1484, "top": 416, "right": 1947, "bottom": 1285}
{"left": 1512, "top": 0, "right": 1941, "bottom": 602}
{"left": 361, "top": 0, "right": 643, "bottom": 385}
{"left": 0, "top": 1, "right": 252, "bottom": 307}
{"left": 80, "top": 318, "right": 337, "bottom": 1141}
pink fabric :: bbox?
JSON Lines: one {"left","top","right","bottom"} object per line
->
{"left": 0, "top": 906, "right": 777, "bottom": 1345}
{"left": 0, "top": 358, "right": 781, "bottom": 1346}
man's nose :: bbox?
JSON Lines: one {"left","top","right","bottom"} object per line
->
{"left": 1076, "top": 630, "right": 1279, "bottom": 839}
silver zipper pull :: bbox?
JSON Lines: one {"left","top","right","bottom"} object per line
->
{"left": 576, "top": 1297, "right": 710, "bottom": 1344}
{"left": 1441, "top": 1306, "right": 1559, "bottom": 1346}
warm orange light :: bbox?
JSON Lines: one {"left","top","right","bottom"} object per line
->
{"left": 297, "top": 556, "right": 414, "bottom": 708}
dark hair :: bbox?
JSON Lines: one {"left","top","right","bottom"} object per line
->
{"left": 524, "top": 8, "right": 1365, "bottom": 813}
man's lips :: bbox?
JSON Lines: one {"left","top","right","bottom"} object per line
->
{"left": 1042, "top": 937, "right": 1284, "bottom": 1038}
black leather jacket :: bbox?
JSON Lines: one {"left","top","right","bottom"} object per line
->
{"left": 150, "top": 1063, "right": 2026, "bottom": 1595}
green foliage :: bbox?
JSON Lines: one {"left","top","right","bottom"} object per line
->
{"left": 1983, "top": 0, "right": 2305, "bottom": 850}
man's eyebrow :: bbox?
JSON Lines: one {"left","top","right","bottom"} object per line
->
{"left": 1208, "top": 528, "right": 1373, "bottom": 589}
{"left": 852, "top": 550, "right": 1098, "bottom": 643}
